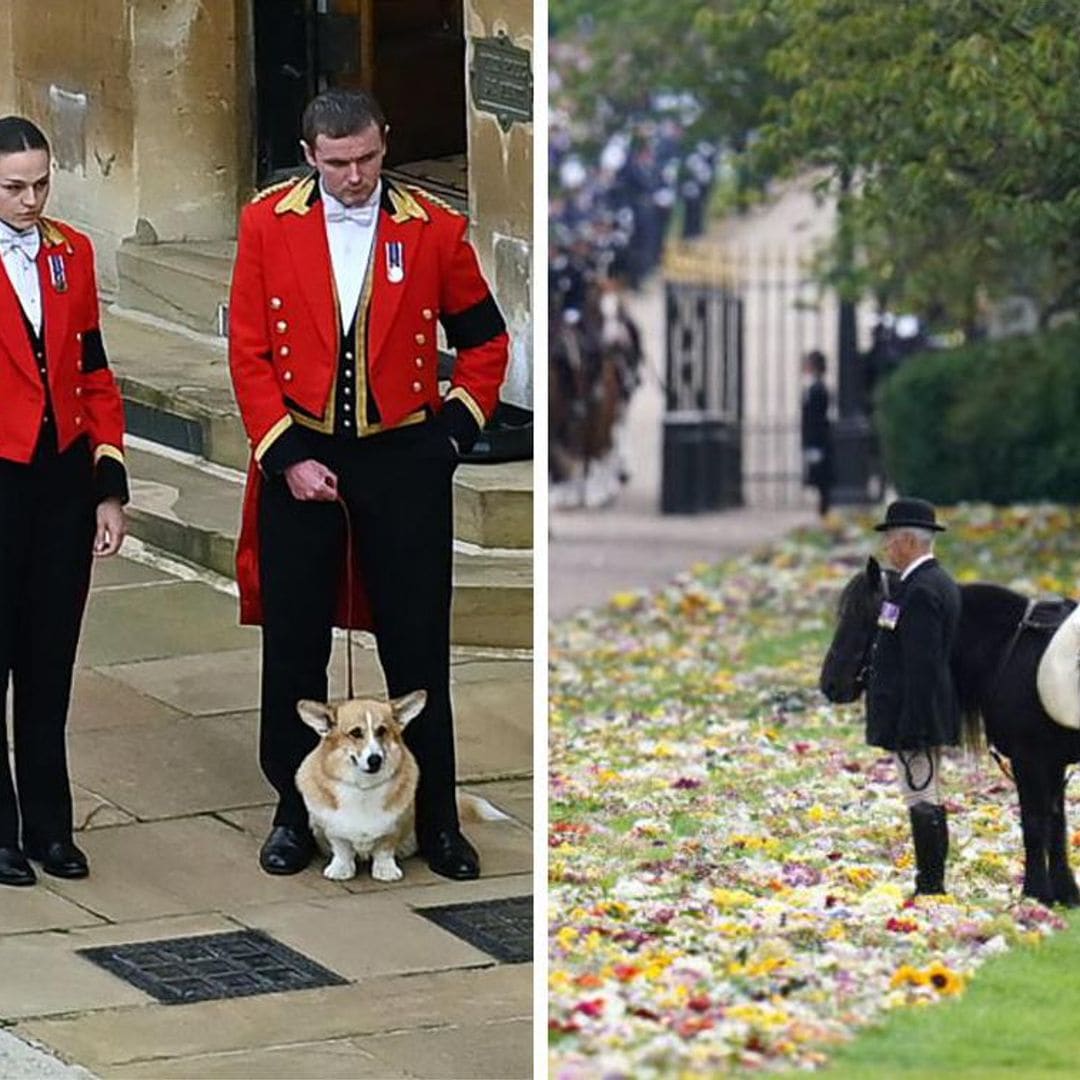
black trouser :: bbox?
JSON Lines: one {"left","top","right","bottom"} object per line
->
{"left": 258, "top": 421, "right": 459, "bottom": 848}
{"left": 0, "top": 430, "right": 95, "bottom": 848}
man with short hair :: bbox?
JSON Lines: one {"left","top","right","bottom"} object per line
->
{"left": 866, "top": 497, "right": 961, "bottom": 895}
{"left": 0, "top": 116, "right": 129, "bottom": 886}
{"left": 229, "top": 89, "right": 509, "bottom": 880}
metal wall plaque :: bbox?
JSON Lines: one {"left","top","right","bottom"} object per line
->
{"left": 469, "top": 32, "right": 533, "bottom": 132}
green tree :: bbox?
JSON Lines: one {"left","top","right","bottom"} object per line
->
{"left": 756, "top": 0, "right": 1080, "bottom": 324}
{"left": 550, "top": 0, "right": 788, "bottom": 157}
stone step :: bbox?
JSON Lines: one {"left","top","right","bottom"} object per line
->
{"left": 117, "top": 239, "right": 235, "bottom": 336}
{"left": 102, "top": 309, "right": 533, "bottom": 550}
{"left": 123, "top": 441, "right": 532, "bottom": 649}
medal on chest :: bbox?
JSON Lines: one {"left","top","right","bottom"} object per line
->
{"left": 878, "top": 601, "right": 901, "bottom": 630}
{"left": 385, "top": 240, "right": 404, "bottom": 284}
{"left": 47, "top": 252, "right": 68, "bottom": 293}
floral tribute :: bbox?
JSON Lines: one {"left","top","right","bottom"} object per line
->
{"left": 549, "top": 505, "right": 1080, "bottom": 1075}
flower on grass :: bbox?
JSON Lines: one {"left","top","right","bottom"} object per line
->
{"left": 925, "top": 961, "right": 966, "bottom": 996}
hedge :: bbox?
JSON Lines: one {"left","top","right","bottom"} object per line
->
{"left": 875, "top": 322, "right": 1080, "bottom": 504}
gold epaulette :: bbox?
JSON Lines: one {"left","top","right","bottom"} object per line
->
{"left": 39, "top": 217, "right": 73, "bottom": 251}
{"left": 250, "top": 176, "right": 299, "bottom": 204}
{"left": 406, "top": 184, "right": 462, "bottom": 217}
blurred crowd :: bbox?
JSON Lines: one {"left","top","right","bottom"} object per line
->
{"left": 549, "top": 40, "right": 720, "bottom": 292}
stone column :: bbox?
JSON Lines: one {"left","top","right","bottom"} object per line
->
{"left": 463, "top": 0, "right": 533, "bottom": 410}
{"left": 129, "top": 0, "right": 250, "bottom": 246}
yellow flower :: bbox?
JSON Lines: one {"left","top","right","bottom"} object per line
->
{"left": 609, "top": 591, "right": 641, "bottom": 611}
{"left": 925, "top": 961, "right": 966, "bottom": 996}
{"left": 712, "top": 887, "right": 757, "bottom": 909}
{"left": 555, "top": 926, "right": 579, "bottom": 949}
{"left": 890, "top": 964, "right": 928, "bottom": 989}
{"left": 843, "top": 866, "right": 876, "bottom": 888}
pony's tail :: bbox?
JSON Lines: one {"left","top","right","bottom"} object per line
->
{"left": 960, "top": 704, "right": 986, "bottom": 757}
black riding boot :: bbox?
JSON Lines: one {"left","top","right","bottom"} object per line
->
{"left": 909, "top": 801, "right": 948, "bottom": 895}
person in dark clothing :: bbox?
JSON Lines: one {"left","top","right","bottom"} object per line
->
{"left": 866, "top": 498, "right": 962, "bottom": 895}
{"left": 800, "top": 349, "right": 833, "bottom": 517}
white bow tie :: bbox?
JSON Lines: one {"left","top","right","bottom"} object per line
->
{"left": 0, "top": 229, "right": 40, "bottom": 261}
{"left": 325, "top": 203, "right": 376, "bottom": 227}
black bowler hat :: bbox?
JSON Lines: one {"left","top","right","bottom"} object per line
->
{"left": 873, "top": 497, "right": 946, "bottom": 532}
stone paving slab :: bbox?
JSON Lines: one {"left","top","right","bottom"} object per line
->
{"left": 17, "top": 964, "right": 532, "bottom": 1071}
{"left": 69, "top": 669, "right": 187, "bottom": 732}
{"left": 89, "top": 557, "right": 173, "bottom": 589}
{"left": 454, "top": 679, "right": 534, "bottom": 781}
{"left": 40, "top": 817, "right": 341, "bottom": 923}
{"left": 0, "top": 1030, "right": 92, "bottom": 1079}
{"left": 231, "top": 893, "right": 494, "bottom": 981}
{"left": 72, "top": 785, "right": 136, "bottom": 832}
{"left": 105, "top": 1039, "right": 404, "bottom": 1079}
{"left": 358, "top": 1018, "right": 532, "bottom": 1080}
{"left": 77, "top": 582, "right": 258, "bottom": 668}
{"left": 464, "top": 778, "right": 534, "bottom": 826}
{"left": 0, "top": 914, "right": 238, "bottom": 1020}
{"left": 69, "top": 714, "right": 272, "bottom": 821}
{"left": 0, "top": 884, "right": 104, "bottom": 936}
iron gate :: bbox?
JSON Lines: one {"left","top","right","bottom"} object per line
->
{"left": 663, "top": 248, "right": 864, "bottom": 511}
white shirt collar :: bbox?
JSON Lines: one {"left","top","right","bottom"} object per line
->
{"left": 901, "top": 553, "right": 935, "bottom": 581}
{"left": 320, "top": 178, "right": 382, "bottom": 219}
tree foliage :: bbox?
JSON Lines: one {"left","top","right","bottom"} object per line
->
{"left": 553, "top": 0, "right": 1080, "bottom": 325}
{"left": 756, "top": 0, "right": 1080, "bottom": 322}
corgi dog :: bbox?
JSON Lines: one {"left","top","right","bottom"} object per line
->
{"left": 295, "top": 690, "right": 507, "bottom": 882}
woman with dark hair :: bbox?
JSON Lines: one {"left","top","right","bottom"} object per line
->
{"left": 800, "top": 348, "right": 834, "bottom": 518}
{"left": 0, "top": 116, "right": 128, "bottom": 886}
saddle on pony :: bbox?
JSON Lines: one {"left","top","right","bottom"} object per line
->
{"left": 1034, "top": 600, "right": 1080, "bottom": 730}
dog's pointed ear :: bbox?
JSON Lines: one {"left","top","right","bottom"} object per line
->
{"left": 297, "top": 700, "right": 336, "bottom": 736}
{"left": 390, "top": 690, "right": 427, "bottom": 729}
{"left": 866, "top": 555, "right": 881, "bottom": 588}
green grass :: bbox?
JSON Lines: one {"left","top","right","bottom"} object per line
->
{"left": 823, "top": 914, "right": 1080, "bottom": 1078}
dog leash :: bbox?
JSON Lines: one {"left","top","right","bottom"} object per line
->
{"left": 335, "top": 494, "right": 356, "bottom": 699}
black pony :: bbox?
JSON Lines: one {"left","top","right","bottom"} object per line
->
{"left": 820, "top": 556, "right": 1080, "bottom": 906}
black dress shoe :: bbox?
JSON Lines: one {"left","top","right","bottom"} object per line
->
{"left": 425, "top": 828, "right": 480, "bottom": 881}
{"left": 259, "top": 825, "right": 314, "bottom": 875}
{"left": 0, "top": 846, "right": 36, "bottom": 887}
{"left": 25, "top": 839, "right": 88, "bottom": 879}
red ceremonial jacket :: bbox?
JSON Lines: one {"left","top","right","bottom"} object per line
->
{"left": 0, "top": 217, "right": 126, "bottom": 473}
{"left": 228, "top": 174, "right": 510, "bottom": 627}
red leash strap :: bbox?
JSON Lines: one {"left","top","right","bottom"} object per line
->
{"left": 335, "top": 495, "right": 355, "bottom": 700}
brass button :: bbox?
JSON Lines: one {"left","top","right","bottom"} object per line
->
{"left": 422, "top": 308, "right": 433, "bottom": 320}
{"left": 75, "top": 331, "right": 82, "bottom": 342}
{"left": 414, "top": 357, "right": 423, "bottom": 368}
{"left": 74, "top": 415, "right": 82, "bottom": 425}
{"left": 75, "top": 387, "right": 82, "bottom": 397}
{"left": 344, "top": 368, "right": 353, "bottom": 379}
{"left": 270, "top": 297, "right": 283, "bottom": 310}
{"left": 275, "top": 320, "right": 287, "bottom": 333}
{"left": 282, "top": 370, "right": 293, "bottom": 382}
{"left": 279, "top": 346, "right": 290, "bottom": 357}
{"left": 411, "top": 380, "right": 422, "bottom": 393}
{"left": 343, "top": 385, "right": 351, "bottom": 395}
{"left": 343, "top": 402, "right": 351, "bottom": 412}
{"left": 345, "top": 351, "right": 354, "bottom": 361}
{"left": 415, "top": 333, "right": 426, "bottom": 345}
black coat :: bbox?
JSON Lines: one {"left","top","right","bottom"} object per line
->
{"left": 800, "top": 379, "right": 833, "bottom": 487}
{"left": 866, "top": 558, "right": 962, "bottom": 751}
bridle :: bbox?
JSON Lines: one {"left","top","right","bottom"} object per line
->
{"left": 852, "top": 571, "right": 892, "bottom": 694}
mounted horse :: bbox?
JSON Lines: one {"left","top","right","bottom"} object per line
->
{"left": 821, "top": 556, "right": 1080, "bottom": 906}
{"left": 549, "top": 245, "right": 643, "bottom": 506}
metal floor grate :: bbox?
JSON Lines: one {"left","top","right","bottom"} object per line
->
{"left": 416, "top": 895, "right": 532, "bottom": 964}
{"left": 78, "top": 929, "right": 347, "bottom": 1005}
